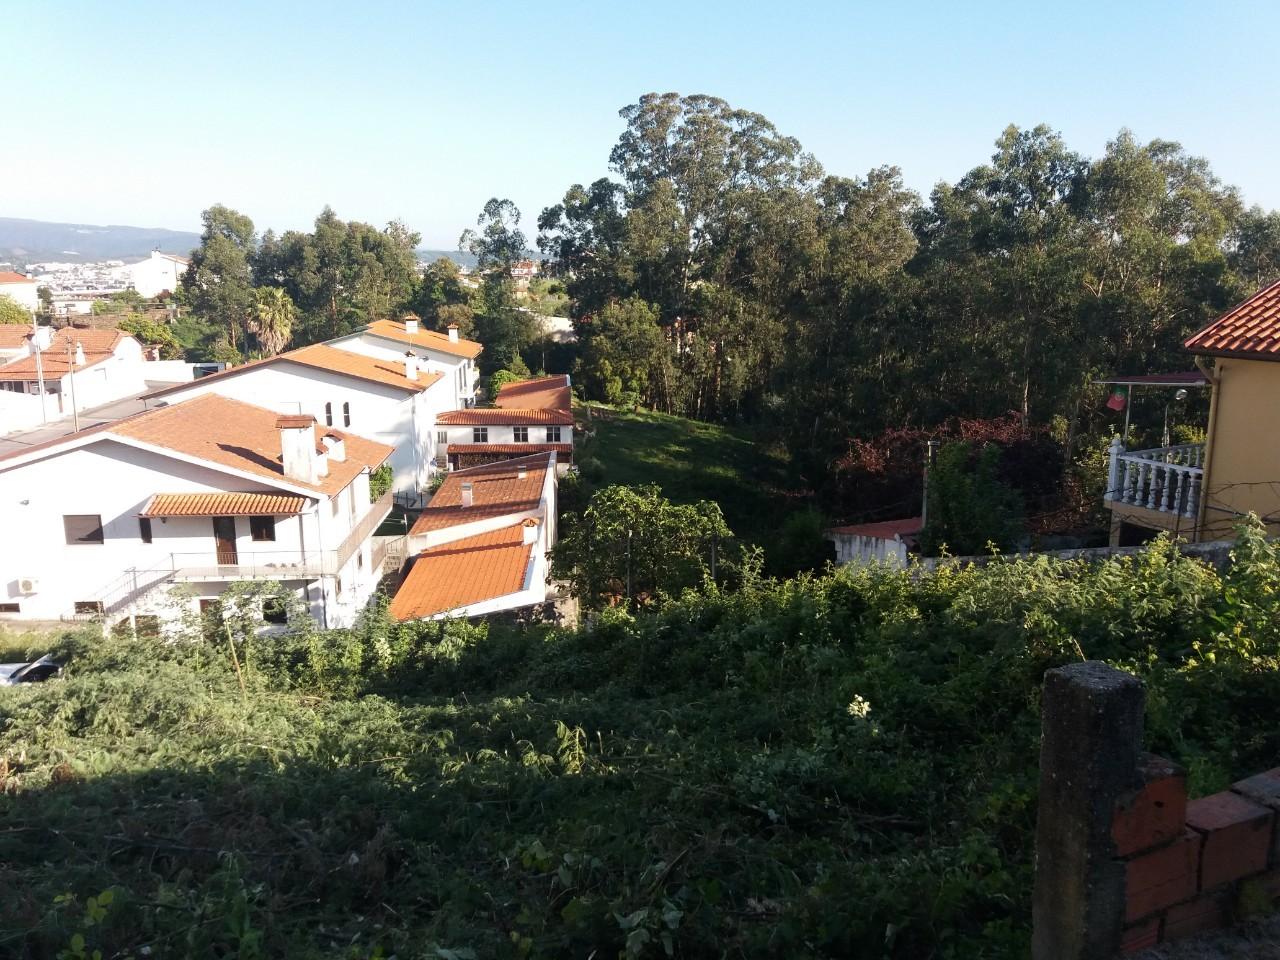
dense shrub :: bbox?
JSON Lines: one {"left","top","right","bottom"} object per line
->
{"left": 2, "top": 523, "right": 1278, "bottom": 958}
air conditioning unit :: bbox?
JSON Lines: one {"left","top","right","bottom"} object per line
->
{"left": 17, "top": 577, "right": 39, "bottom": 594}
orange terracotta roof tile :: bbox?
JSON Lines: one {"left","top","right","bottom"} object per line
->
{"left": 389, "top": 524, "right": 533, "bottom": 621}
{"left": 494, "top": 374, "right": 571, "bottom": 411}
{"left": 141, "top": 492, "right": 307, "bottom": 517}
{"left": 0, "top": 271, "right": 35, "bottom": 284}
{"left": 0, "top": 326, "right": 34, "bottom": 349}
{"left": 110, "top": 394, "right": 393, "bottom": 496}
{"left": 144, "top": 342, "right": 442, "bottom": 400}
{"left": 826, "top": 516, "right": 923, "bottom": 540}
{"left": 0, "top": 327, "right": 129, "bottom": 380}
{"left": 410, "top": 452, "right": 551, "bottom": 534}
{"left": 1185, "top": 280, "right": 1280, "bottom": 358}
{"left": 437, "top": 407, "right": 573, "bottom": 426}
{"left": 363, "top": 318, "right": 483, "bottom": 360}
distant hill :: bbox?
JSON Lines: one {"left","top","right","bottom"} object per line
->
{"left": 0, "top": 217, "right": 488, "bottom": 271}
{"left": 419, "top": 248, "right": 478, "bottom": 269}
{"left": 0, "top": 217, "right": 200, "bottom": 265}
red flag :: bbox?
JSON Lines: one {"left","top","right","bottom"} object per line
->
{"left": 1106, "top": 390, "right": 1127, "bottom": 412}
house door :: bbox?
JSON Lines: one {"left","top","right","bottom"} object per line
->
{"left": 212, "top": 517, "right": 238, "bottom": 564}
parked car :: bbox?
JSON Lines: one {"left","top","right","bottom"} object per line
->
{"left": 0, "top": 655, "right": 61, "bottom": 686}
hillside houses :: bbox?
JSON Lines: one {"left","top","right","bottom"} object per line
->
{"left": 0, "top": 314, "right": 572, "bottom": 632}
{"left": 0, "top": 395, "right": 394, "bottom": 629}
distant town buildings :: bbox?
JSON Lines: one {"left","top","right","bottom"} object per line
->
{"left": 26, "top": 250, "right": 190, "bottom": 313}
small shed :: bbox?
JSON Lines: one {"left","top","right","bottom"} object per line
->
{"left": 825, "top": 516, "right": 923, "bottom": 568}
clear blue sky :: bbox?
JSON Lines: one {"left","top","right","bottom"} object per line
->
{"left": 7, "top": 0, "right": 1279, "bottom": 247}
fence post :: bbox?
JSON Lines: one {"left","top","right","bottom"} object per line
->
{"left": 1032, "top": 661, "right": 1145, "bottom": 960}
{"left": 1105, "top": 437, "right": 1123, "bottom": 502}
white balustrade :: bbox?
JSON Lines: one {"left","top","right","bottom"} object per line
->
{"left": 1104, "top": 439, "right": 1204, "bottom": 519}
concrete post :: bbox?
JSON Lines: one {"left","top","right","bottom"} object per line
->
{"left": 1105, "top": 437, "right": 1123, "bottom": 502}
{"left": 1032, "top": 661, "right": 1145, "bottom": 960}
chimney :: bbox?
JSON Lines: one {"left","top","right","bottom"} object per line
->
{"left": 276, "top": 414, "right": 321, "bottom": 484}
{"left": 517, "top": 467, "right": 528, "bottom": 480}
{"left": 402, "top": 312, "right": 420, "bottom": 335}
{"left": 460, "top": 482, "right": 474, "bottom": 508}
{"left": 404, "top": 350, "right": 418, "bottom": 381}
{"left": 73, "top": 341, "right": 86, "bottom": 366}
{"left": 447, "top": 324, "right": 460, "bottom": 343}
{"left": 522, "top": 518, "right": 539, "bottom": 545}
{"left": 322, "top": 434, "right": 346, "bottom": 462}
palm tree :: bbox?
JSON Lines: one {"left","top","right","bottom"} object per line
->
{"left": 248, "top": 287, "right": 296, "bottom": 357}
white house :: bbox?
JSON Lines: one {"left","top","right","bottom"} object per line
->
{"left": 389, "top": 452, "right": 558, "bottom": 621}
{"left": 327, "top": 314, "right": 482, "bottom": 409}
{"left": 142, "top": 343, "right": 457, "bottom": 499}
{"left": 0, "top": 393, "right": 395, "bottom": 631}
{"left": 825, "top": 516, "right": 922, "bottom": 568}
{"left": 0, "top": 271, "right": 39, "bottom": 314}
{"left": 110, "top": 251, "right": 190, "bottom": 298}
{"left": 0, "top": 324, "right": 51, "bottom": 366}
{"left": 436, "top": 374, "right": 573, "bottom": 471}
{"left": 0, "top": 327, "right": 147, "bottom": 420}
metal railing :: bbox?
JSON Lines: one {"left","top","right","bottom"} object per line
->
{"left": 83, "top": 492, "right": 396, "bottom": 614}
{"left": 1105, "top": 439, "right": 1205, "bottom": 519}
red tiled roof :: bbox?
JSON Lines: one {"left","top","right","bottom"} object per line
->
{"left": 0, "top": 326, "right": 34, "bottom": 349}
{"left": 0, "top": 328, "right": 129, "bottom": 381}
{"left": 145, "top": 342, "right": 442, "bottom": 400}
{"left": 410, "top": 452, "right": 551, "bottom": 534}
{"left": 362, "top": 318, "right": 483, "bottom": 360}
{"left": 437, "top": 407, "right": 573, "bottom": 426}
{"left": 451, "top": 443, "right": 572, "bottom": 455}
{"left": 388, "top": 524, "right": 533, "bottom": 621}
{"left": 826, "top": 516, "right": 923, "bottom": 540}
{"left": 1185, "top": 280, "right": 1280, "bottom": 359}
{"left": 141, "top": 492, "right": 307, "bottom": 517}
{"left": 494, "top": 374, "right": 571, "bottom": 411}
{"left": 0, "top": 271, "right": 36, "bottom": 284}
{"left": 110, "top": 394, "right": 393, "bottom": 495}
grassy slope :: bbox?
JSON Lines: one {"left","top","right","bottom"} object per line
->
{"left": 575, "top": 403, "right": 799, "bottom": 547}
{"left": 4, "top": 532, "right": 1278, "bottom": 958}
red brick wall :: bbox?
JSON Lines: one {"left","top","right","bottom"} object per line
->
{"left": 1115, "top": 758, "right": 1280, "bottom": 953}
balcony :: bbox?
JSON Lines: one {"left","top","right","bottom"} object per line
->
{"left": 1105, "top": 439, "right": 1204, "bottom": 520}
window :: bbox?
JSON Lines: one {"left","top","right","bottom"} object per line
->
{"left": 513, "top": 426, "right": 529, "bottom": 443}
{"left": 139, "top": 517, "right": 153, "bottom": 543}
{"left": 0, "top": 602, "right": 20, "bottom": 614}
{"left": 74, "top": 600, "right": 104, "bottom": 616}
{"left": 263, "top": 597, "right": 288, "bottom": 624}
{"left": 342, "top": 402, "right": 351, "bottom": 427}
{"left": 64, "top": 514, "right": 104, "bottom": 545}
{"left": 473, "top": 427, "right": 488, "bottom": 443}
{"left": 334, "top": 575, "right": 343, "bottom": 598}
{"left": 356, "top": 549, "right": 364, "bottom": 572}
{"left": 250, "top": 516, "right": 276, "bottom": 542}
{"left": 546, "top": 426, "right": 562, "bottom": 443}
{"left": 324, "top": 402, "right": 333, "bottom": 426}
{"left": 437, "top": 430, "right": 448, "bottom": 444}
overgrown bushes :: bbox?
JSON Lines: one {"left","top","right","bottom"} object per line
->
{"left": 2, "top": 523, "right": 1279, "bottom": 958}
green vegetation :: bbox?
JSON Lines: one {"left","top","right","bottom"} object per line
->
{"left": 575, "top": 403, "right": 798, "bottom": 554}
{"left": 3, "top": 524, "right": 1279, "bottom": 958}
{"left": 0, "top": 292, "right": 32, "bottom": 325}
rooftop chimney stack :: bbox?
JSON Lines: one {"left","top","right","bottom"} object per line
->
{"left": 460, "top": 482, "right": 474, "bottom": 508}
{"left": 276, "top": 414, "right": 321, "bottom": 484}
{"left": 322, "top": 434, "right": 346, "bottom": 462}
{"left": 403, "top": 313, "right": 420, "bottom": 335}
{"left": 447, "top": 324, "right": 460, "bottom": 343}
{"left": 73, "top": 341, "right": 86, "bottom": 366}
{"left": 517, "top": 468, "right": 528, "bottom": 480}
{"left": 404, "top": 350, "right": 418, "bottom": 381}
{"left": 522, "top": 518, "right": 539, "bottom": 545}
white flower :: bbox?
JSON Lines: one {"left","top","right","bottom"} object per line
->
{"left": 846, "top": 695, "right": 872, "bottom": 719}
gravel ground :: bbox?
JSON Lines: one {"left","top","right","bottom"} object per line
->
{"left": 1135, "top": 914, "right": 1280, "bottom": 959}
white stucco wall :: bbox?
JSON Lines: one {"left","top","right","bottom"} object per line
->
{"left": 0, "top": 280, "right": 39, "bottom": 313}
{"left": 828, "top": 533, "right": 910, "bottom": 568}
{"left": 442, "top": 423, "right": 570, "bottom": 447}
{"left": 0, "top": 437, "right": 383, "bottom": 629}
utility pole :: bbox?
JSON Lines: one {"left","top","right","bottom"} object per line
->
{"left": 27, "top": 326, "right": 47, "bottom": 424}
{"left": 66, "top": 339, "right": 81, "bottom": 432}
